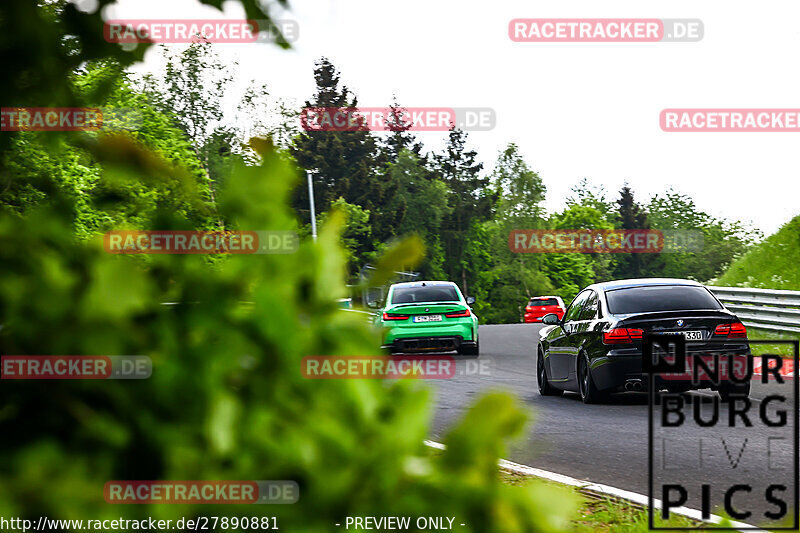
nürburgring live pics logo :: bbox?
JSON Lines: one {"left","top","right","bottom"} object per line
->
{"left": 646, "top": 334, "right": 798, "bottom": 530}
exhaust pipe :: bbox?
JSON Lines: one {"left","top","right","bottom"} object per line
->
{"left": 624, "top": 379, "right": 643, "bottom": 392}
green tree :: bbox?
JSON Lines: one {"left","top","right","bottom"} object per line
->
{"left": 470, "top": 219, "right": 559, "bottom": 324}
{"left": 385, "top": 150, "right": 450, "bottom": 278}
{"left": 382, "top": 97, "right": 424, "bottom": 162}
{"left": 551, "top": 204, "right": 614, "bottom": 283}
{"left": 648, "top": 188, "right": 757, "bottom": 281}
{"left": 612, "top": 184, "right": 663, "bottom": 279}
{"left": 493, "top": 143, "right": 546, "bottom": 221}
{"left": 158, "top": 43, "right": 232, "bottom": 144}
{"left": 566, "top": 177, "right": 616, "bottom": 224}
{"left": 0, "top": 0, "right": 289, "bottom": 160}
{"left": 467, "top": 145, "right": 557, "bottom": 323}
{"left": 435, "top": 128, "right": 494, "bottom": 295}
{"left": 1, "top": 61, "right": 214, "bottom": 238}
{"left": 140, "top": 43, "right": 235, "bottom": 207}
{"left": 291, "top": 58, "right": 381, "bottom": 214}
{"left": 236, "top": 81, "right": 300, "bottom": 151}
{"left": 321, "top": 197, "right": 375, "bottom": 269}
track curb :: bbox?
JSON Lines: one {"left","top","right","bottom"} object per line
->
{"left": 423, "top": 440, "right": 765, "bottom": 532}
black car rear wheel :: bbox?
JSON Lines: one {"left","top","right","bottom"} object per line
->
{"left": 537, "top": 348, "right": 562, "bottom": 396}
{"left": 578, "top": 352, "right": 606, "bottom": 404}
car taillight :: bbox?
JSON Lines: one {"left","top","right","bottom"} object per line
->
{"left": 602, "top": 328, "right": 644, "bottom": 344}
{"left": 445, "top": 309, "right": 471, "bottom": 318}
{"left": 730, "top": 322, "right": 747, "bottom": 338}
{"left": 525, "top": 306, "right": 533, "bottom": 312}
{"left": 714, "top": 322, "right": 747, "bottom": 338}
{"left": 382, "top": 312, "right": 409, "bottom": 321}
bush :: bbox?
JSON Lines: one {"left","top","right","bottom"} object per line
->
{"left": 0, "top": 141, "right": 577, "bottom": 531}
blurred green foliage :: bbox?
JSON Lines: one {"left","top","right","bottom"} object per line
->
{"left": 0, "top": 1, "right": 578, "bottom": 531}
{"left": 0, "top": 136, "right": 577, "bottom": 532}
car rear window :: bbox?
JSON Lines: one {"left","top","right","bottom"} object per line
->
{"left": 391, "top": 286, "right": 460, "bottom": 304}
{"left": 530, "top": 298, "right": 559, "bottom": 306}
{"left": 605, "top": 285, "right": 722, "bottom": 314}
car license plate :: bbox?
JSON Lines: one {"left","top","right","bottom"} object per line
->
{"left": 414, "top": 315, "right": 443, "bottom": 322}
{"left": 655, "top": 330, "right": 704, "bottom": 340}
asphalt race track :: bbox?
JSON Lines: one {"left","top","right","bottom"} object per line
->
{"left": 426, "top": 324, "right": 798, "bottom": 529}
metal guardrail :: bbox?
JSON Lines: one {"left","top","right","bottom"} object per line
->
{"left": 708, "top": 286, "right": 800, "bottom": 333}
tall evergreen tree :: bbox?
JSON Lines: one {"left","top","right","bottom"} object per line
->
{"left": 617, "top": 185, "right": 648, "bottom": 231}
{"left": 290, "top": 58, "right": 383, "bottom": 226}
{"left": 384, "top": 150, "right": 450, "bottom": 277}
{"left": 612, "top": 184, "right": 662, "bottom": 278}
{"left": 434, "top": 128, "right": 494, "bottom": 294}
{"left": 382, "top": 97, "right": 424, "bottom": 162}
{"left": 373, "top": 97, "right": 438, "bottom": 243}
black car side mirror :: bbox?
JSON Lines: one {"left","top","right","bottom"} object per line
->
{"left": 541, "top": 313, "right": 560, "bottom": 325}
{"left": 466, "top": 296, "right": 476, "bottom": 305}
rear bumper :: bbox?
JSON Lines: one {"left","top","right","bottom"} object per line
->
{"left": 591, "top": 349, "right": 751, "bottom": 392}
{"left": 383, "top": 336, "right": 475, "bottom": 353}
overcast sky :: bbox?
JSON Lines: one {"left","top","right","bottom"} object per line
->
{"left": 94, "top": 0, "right": 800, "bottom": 235}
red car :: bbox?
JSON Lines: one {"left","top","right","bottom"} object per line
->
{"left": 523, "top": 296, "right": 566, "bottom": 323}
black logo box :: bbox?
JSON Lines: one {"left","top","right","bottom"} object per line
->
{"left": 646, "top": 339, "right": 799, "bottom": 530}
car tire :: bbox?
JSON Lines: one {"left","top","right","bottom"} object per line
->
{"left": 578, "top": 352, "right": 606, "bottom": 404}
{"left": 537, "top": 348, "right": 562, "bottom": 396}
{"left": 718, "top": 381, "right": 750, "bottom": 401}
{"left": 459, "top": 341, "right": 479, "bottom": 356}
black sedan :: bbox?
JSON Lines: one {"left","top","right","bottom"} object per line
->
{"left": 537, "top": 278, "right": 751, "bottom": 403}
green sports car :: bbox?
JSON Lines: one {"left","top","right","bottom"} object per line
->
{"left": 375, "top": 281, "right": 479, "bottom": 355}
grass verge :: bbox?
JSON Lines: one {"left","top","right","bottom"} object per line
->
{"left": 748, "top": 327, "right": 799, "bottom": 359}
{"left": 716, "top": 215, "right": 800, "bottom": 290}
{"left": 498, "top": 468, "right": 700, "bottom": 532}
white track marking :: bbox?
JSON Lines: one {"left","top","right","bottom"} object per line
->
{"left": 423, "top": 440, "right": 765, "bottom": 532}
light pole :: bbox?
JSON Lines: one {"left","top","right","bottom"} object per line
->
{"left": 307, "top": 170, "right": 317, "bottom": 242}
